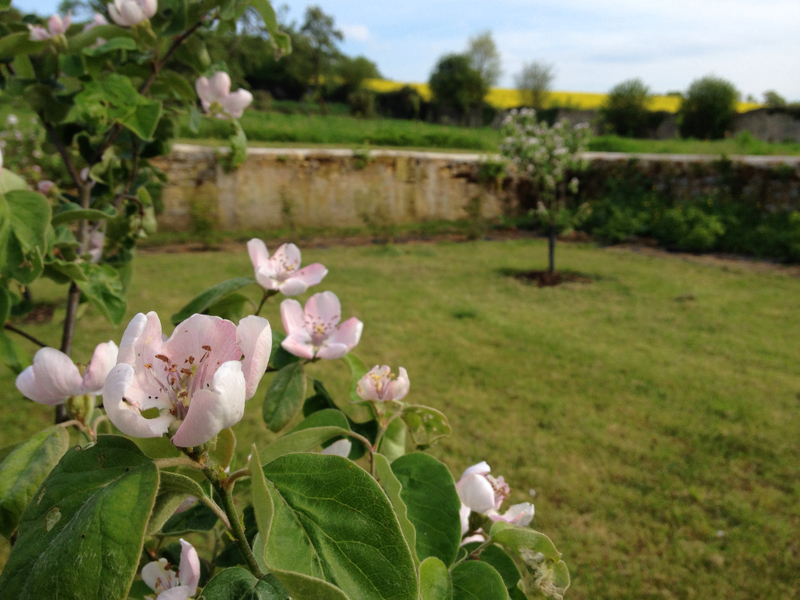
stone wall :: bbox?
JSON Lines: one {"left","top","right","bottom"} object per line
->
{"left": 152, "top": 145, "right": 800, "bottom": 233}
{"left": 152, "top": 145, "right": 510, "bottom": 232}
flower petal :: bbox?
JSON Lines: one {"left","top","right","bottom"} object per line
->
{"left": 81, "top": 341, "right": 119, "bottom": 395}
{"left": 306, "top": 291, "right": 341, "bottom": 328}
{"left": 461, "top": 461, "right": 491, "bottom": 479}
{"left": 103, "top": 364, "right": 173, "bottom": 438}
{"left": 222, "top": 89, "right": 253, "bottom": 119}
{"left": 195, "top": 77, "right": 212, "bottom": 105}
{"left": 172, "top": 361, "right": 246, "bottom": 448}
{"left": 142, "top": 559, "right": 178, "bottom": 593}
{"left": 254, "top": 266, "right": 279, "bottom": 291}
{"left": 236, "top": 315, "right": 272, "bottom": 400}
{"left": 156, "top": 588, "right": 193, "bottom": 600}
{"left": 15, "top": 366, "right": 65, "bottom": 406}
{"left": 178, "top": 539, "right": 200, "bottom": 593}
{"left": 277, "top": 278, "right": 307, "bottom": 297}
{"left": 316, "top": 343, "right": 349, "bottom": 360}
{"left": 387, "top": 366, "right": 410, "bottom": 401}
{"left": 142, "top": 0, "right": 157, "bottom": 19}
{"left": 460, "top": 503, "right": 471, "bottom": 535}
{"left": 281, "top": 334, "right": 315, "bottom": 359}
{"left": 291, "top": 263, "right": 328, "bottom": 289}
{"left": 490, "top": 502, "right": 535, "bottom": 527}
{"left": 327, "top": 317, "right": 363, "bottom": 351}
{"left": 457, "top": 473, "right": 497, "bottom": 514}
{"left": 271, "top": 243, "right": 302, "bottom": 272}
{"left": 246, "top": 238, "right": 269, "bottom": 271}
{"left": 280, "top": 299, "right": 306, "bottom": 337}
{"left": 209, "top": 71, "right": 231, "bottom": 100}
{"left": 321, "top": 439, "right": 352, "bottom": 457}
{"left": 25, "top": 347, "right": 84, "bottom": 401}
{"left": 162, "top": 314, "right": 240, "bottom": 386}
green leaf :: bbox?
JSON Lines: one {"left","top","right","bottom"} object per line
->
{"left": 419, "top": 557, "right": 452, "bottom": 600}
{"left": 45, "top": 258, "right": 89, "bottom": 283}
{"left": 209, "top": 427, "right": 237, "bottom": 470}
{"left": 75, "top": 263, "right": 127, "bottom": 325}
{"left": 488, "top": 522, "right": 570, "bottom": 600}
{"left": 0, "top": 169, "right": 28, "bottom": 195}
{"left": 450, "top": 561, "right": 508, "bottom": 600}
{"left": 51, "top": 206, "right": 117, "bottom": 226}
{"left": 249, "top": 445, "right": 272, "bottom": 572}
{"left": 158, "top": 470, "right": 207, "bottom": 498}
{"left": 342, "top": 352, "right": 368, "bottom": 404}
{"left": 378, "top": 417, "right": 406, "bottom": 462}
{"left": 121, "top": 98, "right": 163, "bottom": 141}
{"left": 2, "top": 190, "right": 51, "bottom": 285}
{"left": 391, "top": 453, "right": 462, "bottom": 566}
{"left": 0, "top": 436, "right": 159, "bottom": 600}
{"left": 373, "top": 453, "right": 418, "bottom": 566}
{"left": 249, "top": 0, "right": 292, "bottom": 56}
{"left": 461, "top": 542, "right": 522, "bottom": 590}
{"left": 489, "top": 521, "right": 561, "bottom": 561}
{"left": 258, "top": 426, "right": 351, "bottom": 466}
{"left": 268, "top": 569, "right": 350, "bottom": 600}
{"left": 226, "top": 119, "right": 248, "bottom": 171}
{"left": 0, "top": 441, "right": 21, "bottom": 466}
{"left": 262, "top": 362, "right": 306, "bottom": 432}
{"left": 147, "top": 492, "right": 187, "bottom": 536}
{"left": 206, "top": 292, "right": 254, "bottom": 323}
{"left": 0, "top": 332, "right": 29, "bottom": 375}
{"left": 200, "top": 568, "right": 290, "bottom": 599}
{"left": 58, "top": 53, "right": 85, "bottom": 77}
{"left": 401, "top": 405, "right": 452, "bottom": 449}
{"left": 173, "top": 35, "right": 210, "bottom": 73}
{"left": 67, "top": 24, "right": 135, "bottom": 52}
{"left": 81, "top": 36, "right": 137, "bottom": 57}
{"left": 161, "top": 500, "right": 218, "bottom": 535}
{"left": 289, "top": 408, "right": 350, "bottom": 433}
{"left": 261, "top": 453, "right": 417, "bottom": 600}
{"left": 171, "top": 277, "right": 255, "bottom": 326}
{"left": 0, "top": 285, "right": 10, "bottom": 324}
{"left": 0, "top": 426, "right": 69, "bottom": 539}
{"left": 0, "top": 32, "right": 47, "bottom": 56}
{"left": 151, "top": 69, "right": 197, "bottom": 103}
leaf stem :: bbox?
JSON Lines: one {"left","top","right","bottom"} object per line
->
{"left": 3, "top": 323, "right": 48, "bottom": 348}
{"left": 217, "top": 483, "right": 264, "bottom": 578}
{"left": 154, "top": 456, "right": 207, "bottom": 470}
{"left": 452, "top": 537, "right": 493, "bottom": 567}
{"left": 223, "top": 468, "right": 250, "bottom": 493}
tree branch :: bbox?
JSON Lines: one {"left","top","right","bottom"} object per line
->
{"left": 42, "top": 120, "right": 84, "bottom": 192}
{"left": 4, "top": 323, "right": 48, "bottom": 348}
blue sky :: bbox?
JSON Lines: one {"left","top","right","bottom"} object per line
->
{"left": 13, "top": 0, "right": 800, "bottom": 100}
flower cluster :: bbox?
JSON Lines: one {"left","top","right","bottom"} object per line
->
{"left": 499, "top": 108, "right": 589, "bottom": 200}
{"left": 27, "top": 13, "right": 71, "bottom": 41}
{"left": 457, "top": 461, "right": 535, "bottom": 543}
{"left": 196, "top": 72, "right": 253, "bottom": 120}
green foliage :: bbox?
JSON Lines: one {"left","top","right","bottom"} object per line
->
{"left": 0, "top": 426, "right": 69, "bottom": 539}
{"left": 653, "top": 204, "right": 726, "bottom": 252}
{"left": 419, "top": 557, "right": 452, "bottom": 600}
{"left": 679, "top": 75, "right": 740, "bottom": 139}
{"left": 391, "top": 453, "right": 462, "bottom": 565}
{"left": 515, "top": 61, "right": 554, "bottom": 110}
{"left": 600, "top": 78, "right": 653, "bottom": 138}
{"left": 429, "top": 54, "right": 488, "bottom": 124}
{"left": 258, "top": 453, "right": 418, "bottom": 600}
{"left": 262, "top": 363, "right": 307, "bottom": 432}
{"left": 171, "top": 277, "right": 256, "bottom": 325}
{"left": 200, "top": 568, "right": 290, "bottom": 599}
{"left": 0, "top": 436, "right": 158, "bottom": 600}
{"left": 450, "top": 561, "right": 508, "bottom": 600}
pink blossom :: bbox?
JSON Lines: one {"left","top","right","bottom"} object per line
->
{"left": 141, "top": 539, "right": 200, "bottom": 600}
{"left": 195, "top": 72, "right": 253, "bottom": 119}
{"left": 321, "top": 439, "right": 352, "bottom": 457}
{"left": 103, "top": 312, "right": 271, "bottom": 447}
{"left": 37, "top": 180, "right": 55, "bottom": 194}
{"left": 108, "top": 0, "right": 157, "bottom": 27}
{"left": 88, "top": 230, "right": 105, "bottom": 263}
{"left": 247, "top": 240, "right": 327, "bottom": 296}
{"left": 27, "top": 13, "right": 71, "bottom": 41}
{"left": 456, "top": 461, "right": 511, "bottom": 514}
{"left": 280, "top": 292, "right": 363, "bottom": 360}
{"left": 83, "top": 13, "right": 108, "bottom": 32}
{"left": 487, "top": 502, "right": 534, "bottom": 527}
{"left": 356, "top": 365, "right": 409, "bottom": 402}
{"left": 16, "top": 342, "right": 118, "bottom": 406}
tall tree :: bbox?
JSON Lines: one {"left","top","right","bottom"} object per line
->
{"left": 515, "top": 61, "right": 555, "bottom": 110}
{"left": 429, "top": 53, "right": 488, "bottom": 125}
{"left": 300, "top": 5, "right": 343, "bottom": 113}
{"left": 466, "top": 31, "right": 502, "bottom": 88}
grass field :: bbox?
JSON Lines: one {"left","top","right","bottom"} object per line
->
{"left": 0, "top": 240, "right": 798, "bottom": 599}
{"left": 180, "top": 111, "right": 800, "bottom": 156}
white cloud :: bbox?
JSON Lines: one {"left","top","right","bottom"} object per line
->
{"left": 340, "top": 24, "right": 370, "bottom": 43}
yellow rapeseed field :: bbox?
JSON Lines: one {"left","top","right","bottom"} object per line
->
{"left": 363, "top": 78, "right": 761, "bottom": 113}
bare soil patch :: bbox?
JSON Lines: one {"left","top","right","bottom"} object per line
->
{"left": 508, "top": 270, "right": 595, "bottom": 287}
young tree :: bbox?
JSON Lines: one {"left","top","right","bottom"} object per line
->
{"left": 678, "top": 75, "right": 740, "bottom": 139}
{"left": 429, "top": 53, "right": 488, "bottom": 125}
{"left": 515, "top": 61, "right": 555, "bottom": 110}
{"left": 500, "top": 110, "right": 591, "bottom": 274}
{"left": 600, "top": 78, "right": 652, "bottom": 138}
{"left": 300, "top": 5, "right": 343, "bottom": 113}
{"left": 466, "top": 30, "right": 502, "bottom": 87}
{"left": 763, "top": 90, "right": 787, "bottom": 108}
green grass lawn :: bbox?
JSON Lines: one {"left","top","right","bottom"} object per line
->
{"left": 0, "top": 240, "right": 798, "bottom": 599}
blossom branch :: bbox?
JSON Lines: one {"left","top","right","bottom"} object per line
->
{"left": 217, "top": 483, "right": 264, "bottom": 578}
{"left": 3, "top": 323, "right": 48, "bottom": 348}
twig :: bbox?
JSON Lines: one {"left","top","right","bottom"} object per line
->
{"left": 4, "top": 323, "right": 48, "bottom": 348}
{"left": 223, "top": 468, "right": 251, "bottom": 492}
{"left": 42, "top": 120, "right": 84, "bottom": 192}
{"left": 217, "top": 483, "right": 264, "bottom": 577}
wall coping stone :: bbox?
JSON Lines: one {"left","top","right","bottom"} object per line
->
{"left": 170, "top": 143, "right": 800, "bottom": 167}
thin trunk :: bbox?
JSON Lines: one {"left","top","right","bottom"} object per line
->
{"left": 548, "top": 223, "right": 556, "bottom": 274}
